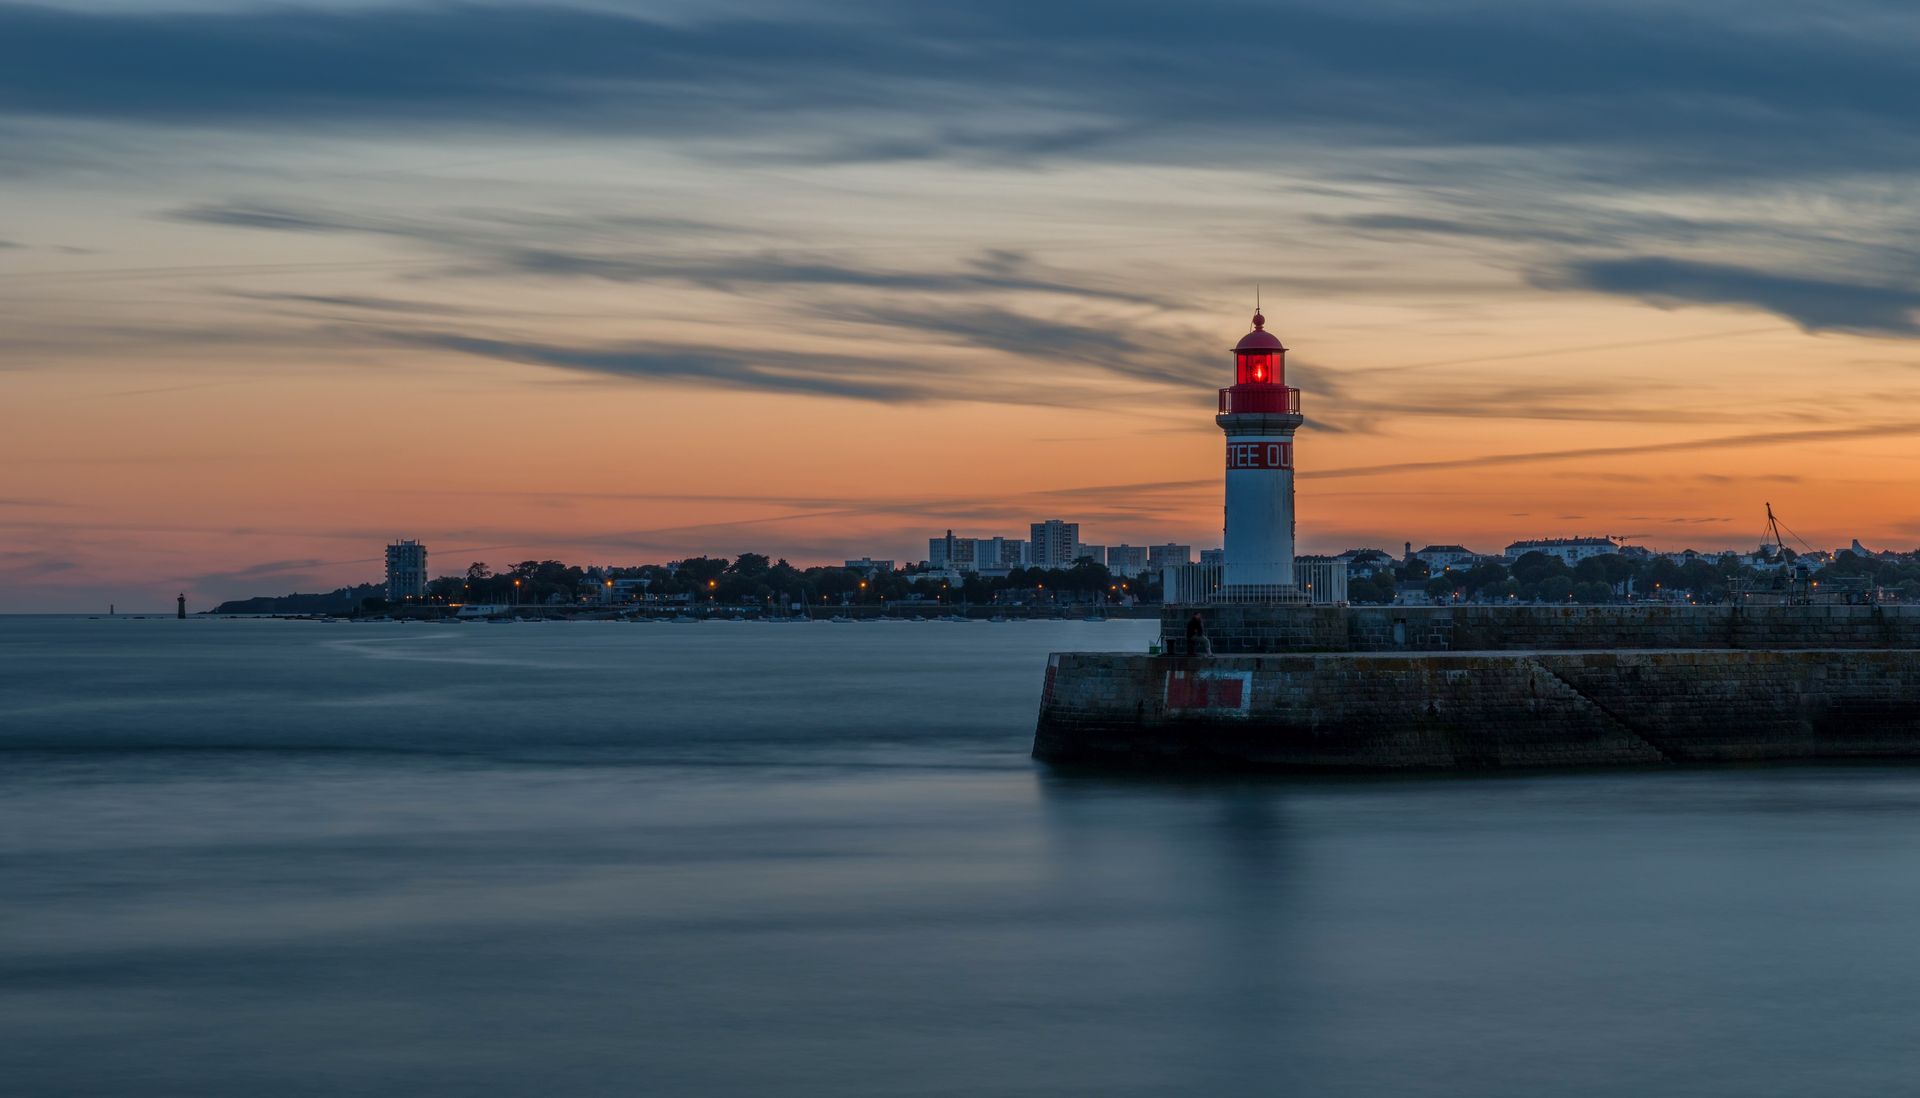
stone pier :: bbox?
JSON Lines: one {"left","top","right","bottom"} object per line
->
{"left": 1034, "top": 605, "right": 1920, "bottom": 771}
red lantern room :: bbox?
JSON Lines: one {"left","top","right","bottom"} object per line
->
{"left": 1219, "top": 311, "right": 1302, "bottom": 415}
{"left": 1235, "top": 311, "right": 1285, "bottom": 384}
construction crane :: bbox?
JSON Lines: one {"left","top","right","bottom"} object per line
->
{"left": 1763, "top": 502, "right": 1815, "bottom": 605}
{"left": 1763, "top": 502, "right": 1815, "bottom": 556}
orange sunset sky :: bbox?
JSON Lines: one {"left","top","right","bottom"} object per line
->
{"left": 3, "top": 1, "right": 1918, "bottom": 611}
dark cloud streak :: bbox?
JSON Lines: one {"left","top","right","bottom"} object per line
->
{"left": 3, "top": 0, "right": 1918, "bottom": 183}
{"left": 1545, "top": 257, "right": 1920, "bottom": 336}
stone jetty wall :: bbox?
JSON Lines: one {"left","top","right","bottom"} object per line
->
{"left": 1035, "top": 648, "right": 1920, "bottom": 771}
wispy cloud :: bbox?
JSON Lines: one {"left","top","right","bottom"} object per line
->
{"left": 386, "top": 331, "right": 942, "bottom": 404}
{"left": 172, "top": 199, "right": 1165, "bottom": 305}
{"left": 220, "top": 289, "right": 477, "bottom": 316}
{"left": 171, "top": 200, "right": 740, "bottom": 245}
{"left": 486, "top": 246, "right": 1164, "bottom": 303}
{"left": 818, "top": 301, "right": 1208, "bottom": 385}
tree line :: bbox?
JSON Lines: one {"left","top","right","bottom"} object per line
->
{"left": 425, "top": 554, "right": 1150, "bottom": 608}
{"left": 1347, "top": 549, "right": 1920, "bottom": 605}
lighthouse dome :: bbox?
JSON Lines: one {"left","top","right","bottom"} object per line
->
{"left": 1233, "top": 311, "right": 1285, "bottom": 352}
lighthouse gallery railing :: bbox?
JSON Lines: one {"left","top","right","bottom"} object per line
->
{"left": 1217, "top": 387, "right": 1301, "bottom": 414}
{"left": 1163, "top": 560, "right": 1348, "bottom": 606}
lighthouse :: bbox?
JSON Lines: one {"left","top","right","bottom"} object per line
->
{"left": 1217, "top": 310, "right": 1304, "bottom": 596}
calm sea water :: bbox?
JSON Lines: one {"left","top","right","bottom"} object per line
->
{"left": 6, "top": 616, "right": 1920, "bottom": 1096}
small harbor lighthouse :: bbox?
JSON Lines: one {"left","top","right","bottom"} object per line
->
{"left": 1217, "top": 311, "right": 1304, "bottom": 596}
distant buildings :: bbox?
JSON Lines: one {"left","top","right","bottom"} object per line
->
{"left": 1505, "top": 537, "right": 1622, "bottom": 565}
{"left": 384, "top": 539, "right": 428, "bottom": 601}
{"left": 1029, "top": 520, "right": 1081, "bottom": 570}
{"left": 1147, "top": 544, "right": 1192, "bottom": 570}
{"left": 928, "top": 530, "right": 976, "bottom": 571}
{"left": 1106, "top": 545, "right": 1149, "bottom": 577}
{"left": 927, "top": 532, "right": 1025, "bottom": 574}
{"left": 912, "top": 522, "right": 1206, "bottom": 579}
{"left": 1412, "top": 544, "right": 1479, "bottom": 572}
{"left": 843, "top": 557, "right": 896, "bottom": 575}
{"left": 914, "top": 521, "right": 1201, "bottom": 579}
{"left": 975, "top": 537, "right": 1027, "bottom": 571}
{"left": 909, "top": 516, "right": 1861, "bottom": 593}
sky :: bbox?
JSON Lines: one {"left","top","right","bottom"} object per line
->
{"left": 3, "top": 0, "right": 1919, "bottom": 611}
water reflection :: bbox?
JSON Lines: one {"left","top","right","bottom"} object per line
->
{"left": 9, "top": 619, "right": 1920, "bottom": 1096}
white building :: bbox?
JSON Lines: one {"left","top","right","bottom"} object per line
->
{"left": 1336, "top": 548, "right": 1397, "bottom": 576}
{"left": 1505, "top": 537, "right": 1622, "bottom": 565}
{"left": 1029, "top": 520, "right": 1082, "bottom": 569}
{"left": 843, "top": 557, "right": 896, "bottom": 574}
{"left": 384, "top": 539, "right": 428, "bottom": 601}
{"left": 1413, "top": 544, "right": 1478, "bottom": 572}
{"left": 1076, "top": 543, "right": 1106, "bottom": 568}
{"left": 1199, "top": 548, "right": 1225, "bottom": 567}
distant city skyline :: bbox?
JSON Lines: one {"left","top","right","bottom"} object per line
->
{"left": 172, "top": 522, "right": 1909, "bottom": 615}
{"left": 5, "top": 1, "right": 1919, "bottom": 611}
{"left": 11, "top": 500, "right": 1917, "bottom": 613}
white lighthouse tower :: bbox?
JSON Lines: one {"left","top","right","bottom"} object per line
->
{"left": 1217, "top": 310, "right": 1304, "bottom": 598}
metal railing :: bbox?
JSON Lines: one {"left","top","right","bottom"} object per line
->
{"left": 1218, "top": 386, "right": 1301, "bottom": 414}
{"left": 1163, "top": 560, "right": 1348, "bottom": 605}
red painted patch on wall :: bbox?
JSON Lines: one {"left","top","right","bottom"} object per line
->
{"left": 1165, "top": 670, "right": 1250, "bottom": 711}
